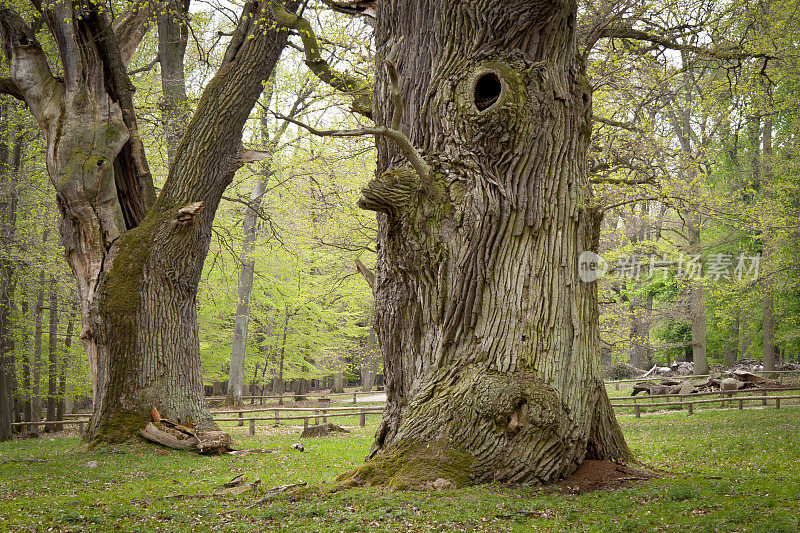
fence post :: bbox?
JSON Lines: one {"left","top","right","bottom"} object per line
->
{"left": 687, "top": 402, "right": 693, "bottom": 416}
{"left": 322, "top": 410, "right": 328, "bottom": 424}
{"left": 762, "top": 396, "right": 767, "bottom": 406}
{"left": 274, "top": 409, "right": 280, "bottom": 425}
{"left": 238, "top": 412, "right": 243, "bottom": 427}
{"left": 249, "top": 418, "right": 255, "bottom": 436}
{"left": 779, "top": 374, "right": 783, "bottom": 385}
{"left": 615, "top": 382, "right": 620, "bottom": 391}
{"left": 353, "top": 392, "right": 357, "bottom": 404}
{"left": 738, "top": 399, "right": 743, "bottom": 410}
{"left": 78, "top": 421, "right": 84, "bottom": 435}
{"left": 359, "top": 409, "right": 366, "bottom": 428}
{"left": 314, "top": 410, "right": 319, "bottom": 425}
{"left": 634, "top": 405, "right": 641, "bottom": 418}
{"left": 304, "top": 416, "right": 309, "bottom": 430}
{"left": 776, "top": 398, "right": 781, "bottom": 409}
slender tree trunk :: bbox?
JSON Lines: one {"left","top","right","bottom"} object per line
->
{"left": 157, "top": 0, "right": 191, "bottom": 167}
{"left": 56, "top": 301, "right": 77, "bottom": 426}
{"left": 686, "top": 221, "right": 709, "bottom": 375}
{"left": 32, "top": 270, "right": 44, "bottom": 431}
{"left": 276, "top": 310, "right": 289, "bottom": 405}
{"left": 360, "top": 329, "right": 379, "bottom": 392}
{"left": 46, "top": 276, "right": 58, "bottom": 431}
{"left": 227, "top": 175, "right": 265, "bottom": 406}
{"left": 228, "top": 84, "right": 308, "bottom": 405}
{"left": 332, "top": 372, "right": 345, "bottom": 394}
{"left": 19, "top": 285, "right": 32, "bottom": 434}
{"left": 350, "top": 0, "right": 629, "bottom": 485}
{"left": 761, "top": 117, "right": 775, "bottom": 374}
{"left": 724, "top": 315, "right": 739, "bottom": 368}
{"left": 0, "top": 109, "right": 21, "bottom": 441}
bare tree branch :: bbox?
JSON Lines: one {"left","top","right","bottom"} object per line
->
{"left": 273, "top": 111, "right": 432, "bottom": 186}
{"left": 597, "top": 26, "right": 777, "bottom": 61}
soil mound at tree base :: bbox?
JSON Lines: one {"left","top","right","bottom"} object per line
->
{"left": 546, "top": 460, "right": 655, "bottom": 494}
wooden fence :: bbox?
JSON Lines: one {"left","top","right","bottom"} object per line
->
{"left": 610, "top": 386, "right": 800, "bottom": 417}
{"left": 212, "top": 406, "right": 384, "bottom": 435}
{"left": 205, "top": 390, "right": 382, "bottom": 405}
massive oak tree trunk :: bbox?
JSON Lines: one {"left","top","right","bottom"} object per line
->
{"left": 354, "top": 0, "right": 629, "bottom": 485}
{"left": 1, "top": 1, "right": 296, "bottom": 441}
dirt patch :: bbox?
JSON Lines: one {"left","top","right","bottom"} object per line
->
{"left": 545, "top": 460, "right": 655, "bottom": 494}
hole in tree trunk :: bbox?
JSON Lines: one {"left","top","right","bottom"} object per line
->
{"left": 473, "top": 72, "right": 502, "bottom": 111}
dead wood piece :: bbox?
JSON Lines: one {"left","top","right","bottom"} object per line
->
{"left": 160, "top": 418, "right": 198, "bottom": 438}
{"left": 223, "top": 474, "right": 244, "bottom": 488}
{"left": 215, "top": 479, "right": 261, "bottom": 496}
{"left": 140, "top": 422, "right": 197, "bottom": 450}
{"left": 227, "top": 448, "right": 276, "bottom": 456}
{"left": 248, "top": 482, "right": 308, "bottom": 507}
{"left": 195, "top": 431, "right": 233, "bottom": 455}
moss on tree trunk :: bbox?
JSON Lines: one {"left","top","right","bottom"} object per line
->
{"left": 356, "top": 0, "right": 630, "bottom": 486}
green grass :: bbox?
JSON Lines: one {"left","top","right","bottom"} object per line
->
{"left": 1, "top": 408, "right": 799, "bottom": 532}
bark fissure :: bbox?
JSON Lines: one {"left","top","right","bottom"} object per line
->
{"left": 360, "top": 0, "right": 629, "bottom": 485}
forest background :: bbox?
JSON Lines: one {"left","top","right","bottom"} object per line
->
{"left": 1, "top": 0, "right": 797, "bottom": 416}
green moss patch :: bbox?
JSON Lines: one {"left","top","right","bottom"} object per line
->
{"left": 335, "top": 440, "right": 475, "bottom": 491}
{"left": 88, "top": 409, "right": 150, "bottom": 447}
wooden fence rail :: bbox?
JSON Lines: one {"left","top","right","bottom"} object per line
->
{"left": 612, "top": 386, "right": 800, "bottom": 403}
{"left": 612, "top": 394, "right": 800, "bottom": 417}
{"left": 205, "top": 391, "right": 382, "bottom": 404}
{"left": 213, "top": 408, "right": 383, "bottom": 435}
{"left": 11, "top": 419, "right": 90, "bottom": 434}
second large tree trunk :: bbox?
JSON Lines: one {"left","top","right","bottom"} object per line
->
{"left": 352, "top": 0, "right": 629, "bottom": 486}
{"left": 0, "top": 3, "right": 296, "bottom": 442}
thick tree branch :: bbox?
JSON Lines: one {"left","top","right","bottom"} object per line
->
{"left": 0, "top": 7, "right": 60, "bottom": 123}
{"left": 113, "top": 0, "right": 160, "bottom": 66}
{"left": 355, "top": 258, "right": 374, "bottom": 289}
{"left": 320, "top": 0, "right": 376, "bottom": 20}
{"left": 128, "top": 54, "right": 159, "bottom": 76}
{"left": 0, "top": 77, "right": 23, "bottom": 101}
{"left": 593, "top": 115, "right": 640, "bottom": 132}
{"left": 597, "top": 26, "right": 777, "bottom": 61}
{"left": 270, "top": 1, "right": 372, "bottom": 117}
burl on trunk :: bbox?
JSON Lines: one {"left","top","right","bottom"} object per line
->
{"left": 343, "top": 0, "right": 629, "bottom": 487}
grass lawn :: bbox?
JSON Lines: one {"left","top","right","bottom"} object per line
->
{"left": 1, "top": 408, "right": 798, "bottom": 532}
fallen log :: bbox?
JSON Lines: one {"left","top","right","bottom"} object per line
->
{"left": 140, "top": 423, "right": 197, "bottom": 450}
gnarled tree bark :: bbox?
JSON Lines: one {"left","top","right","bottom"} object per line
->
{"left": 350, "top": 0, "right": 630, "bottom": 485}
{"left": 1, "top": 1, "right": 296, "bottom": 442}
